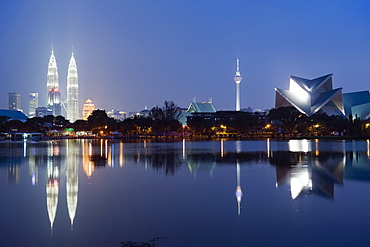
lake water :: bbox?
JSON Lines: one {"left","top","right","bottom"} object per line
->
{"left": 1, "top": 139, "right": 370, "bottom": 247}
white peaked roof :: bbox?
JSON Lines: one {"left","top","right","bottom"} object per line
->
{"left": 275, "top": 74, "right": 345, "bottom": 116}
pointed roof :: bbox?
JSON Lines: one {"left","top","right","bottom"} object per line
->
{"left": 291, "top": 74, "right": 332, "bottom": 93}
{"left": 275, "top": 88, "right": 310, "bottom": 115}
{"left": 275, "top": 74, "right": 344, "bottom": 116}
{"left": 187, "top": 102, "right": 217, "bottom": 113}
{"left": 311, "top": 88, "right": 343, "bottom": 114}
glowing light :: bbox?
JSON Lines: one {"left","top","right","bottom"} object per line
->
{"left": 120, "top": 142, "right": 124, "bottom": 167}
{"left": 289, "top": 78, "right": 309, "bottom": 102}
{"left": 23, "top": 140, "right": 27, "bottom": 157}
{"left": 182, "top": 139, "right": 186, "bottom": 159}
{"left": 236, "top": 140, "right": 241, "bottom": 153}
{"left": 289, "top": 139, "right": 311, "bottom": 152}
{"left": 290, "top": 170, "right": 312, "bottom": 199}
{"left": 105, "top": 140, "right": 108, "bottom": 159}
{"left": 220, "top": 139, "right": 224, "bottom": 158}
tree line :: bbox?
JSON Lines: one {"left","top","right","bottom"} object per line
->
{"left": 1, "top": 104, "right": 369, "bottom": 138}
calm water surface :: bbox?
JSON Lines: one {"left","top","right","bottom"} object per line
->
{"left": 1, "top": 139, "right": 370, "bottom": 247}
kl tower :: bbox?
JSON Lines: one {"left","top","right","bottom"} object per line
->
{"left": 234, "top": 59, "right": 242, "bottom": 111}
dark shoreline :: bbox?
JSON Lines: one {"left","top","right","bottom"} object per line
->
{"left": 3, "top": 134, "right": 369, "bottom": 142}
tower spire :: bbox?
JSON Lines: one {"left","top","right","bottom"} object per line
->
{"left": 67, "top": 49, "right": 79, "bottom": 122}
{"left": 47, "top": 46, "right": 61, "bottom": 116}
{"left": 234, "top": 59, "right": 242, "bottom": 111}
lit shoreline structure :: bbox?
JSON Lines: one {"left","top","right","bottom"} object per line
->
{"left": 234, "top": 59, "right": 242, "bottom": 111}
{"left": 67, "top": 51, "right": 79, "bottom": 122}
{"left": 47, "top": 47, "right": 61, "bottom": 116}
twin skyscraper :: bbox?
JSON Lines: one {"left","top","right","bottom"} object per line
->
{"left": 47, "top": 47, "right": 79, "bottom": 122}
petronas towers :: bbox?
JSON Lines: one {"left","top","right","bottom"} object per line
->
{"left": 47, "top": 49, "right": 61, "bottom": 116}
{"left": 46, "top": 47, "right": 79, "bottom": 122}
{"left": 67, "top": 52, "right": 79, "bottom": 122}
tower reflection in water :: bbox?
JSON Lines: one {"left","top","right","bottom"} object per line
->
{"left": 0, "top": 137, "right": 366, "bottom": 236}
{"left": 46, "top": 141, "right": 60, "bottom": 230}
{"left": 66, "top": 140, "right": 78, "bottom": 228}
{"left": 46, "top": 140, "right": 79, "bottom": 230}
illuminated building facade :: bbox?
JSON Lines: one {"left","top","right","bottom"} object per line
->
{"left": 275, "top": 74, "right": 345, "bottom": 116}
{"left": 234, "top": 59, "right": 242, "bottom": 111}
{"left": 8, "top": 92, "right": 21, "bottom": 111}
{"left": 275, "top": 74, "right": 370, "bottom": 119}
{"left": 29, "top": 93, "right": 38, "bottom": 117}
{"left": 67, "top": 52, "right": 79, "bottom": 122}
{"left": 83, "top": 99, "right": 95, "bottom": 120}
{"left": 46, "top": 48, "right": 61, "bottom": 116}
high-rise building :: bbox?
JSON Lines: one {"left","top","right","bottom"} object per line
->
{"left": 234, "top": 59, "right": 242, "bottom": 111}
{"left": 8, "top": 92, "right": 21, "bottom": 111}
{"left": 46, "top": 48, "right": 61, "bottom": 116}
{"left": 67, "top": 51, "right": 79, "bottom": 122}
{"left": 36, "top": 107, "right": 52, "bottom": 117}
{"left": 83, "top": 99, "right": 95, "bottom": 120}
{"left": 29, "top": 93, "right": 38, "bottom": 117}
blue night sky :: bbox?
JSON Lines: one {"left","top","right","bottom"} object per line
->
{"left": 1, "top": 0, "right": 370, "bottom": 114}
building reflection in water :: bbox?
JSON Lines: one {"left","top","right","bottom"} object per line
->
{"left": 235, "top": 160, "right": 242, "bottom": 215}
{"left": 82, "top": 140, "right": 94, "bottom": 178}
{"left": 82, "top": 140, "right": 128, "bottom": 177}
{"left": 220, "top": 139, "right": 225, "bottom": 158}
{"left": 271, "top": 139, "right": 345, "bottom": 200}
{"left": 28, "top": 146, "right": 37, "bottom": 186}
{"left": 8, "top": 165, "right": 20, "bottom": 184}
{"left": 182, "top": 139, "right": 186, "bottom": 160}
{"left": 66, "top": 140, "right": 79, "bottom": 228}
{"left": 5, "top": 138, "right": 370, "bottom": 233}
{"left": 288, "top": 139, "right": 311, "bottom": 153}
{"left": 46, "top": 141, "right": 60, "bottom": 230}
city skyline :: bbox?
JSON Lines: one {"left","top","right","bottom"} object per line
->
{"left": 1, "top": 1, "right": 370, "bottom": 113}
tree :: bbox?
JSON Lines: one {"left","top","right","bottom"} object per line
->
{"left": 72, "top": 120, "right": 89, "bottom": 131}
{"left": 0, "top": 116, "right": 10, "bottom": 132}
{"left": 55, "top": 115, "right": 70, "bottom": 126}
{"left": 87, "top": 109, "right": 115, "bottom": 134}
{"left": 227, "top": 112, "right": 258, "bottom": 135}
{"left": 268, "top": 107, "right": 304, "bottom": 136}
{"left": 149, "top": 101, "right": 182, "bottom": 133}
{"left": 187, "top": 117, "right": 215, "bottom": 135}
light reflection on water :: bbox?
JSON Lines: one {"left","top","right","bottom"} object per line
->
{"left": 0, "top": 139, "right": 370, "bottom": 246}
